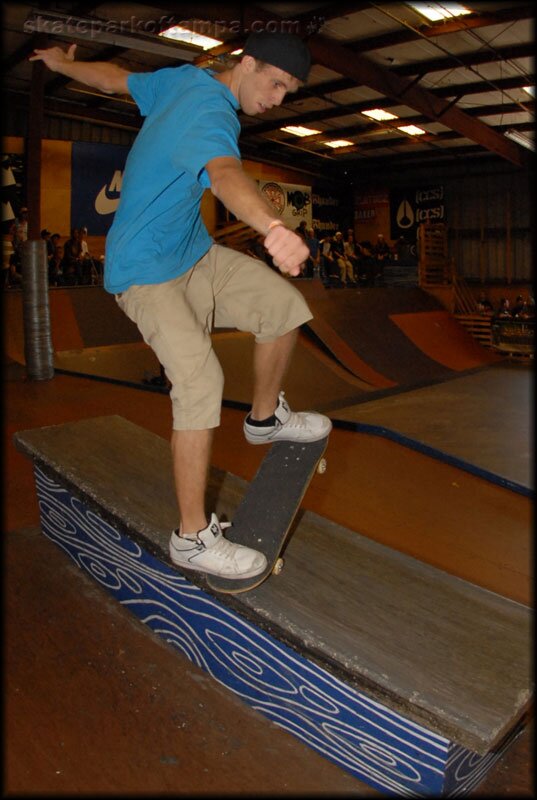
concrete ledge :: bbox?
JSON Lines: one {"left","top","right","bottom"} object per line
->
{"left": 14, "top": 416, "right": 533, "bottom": 796}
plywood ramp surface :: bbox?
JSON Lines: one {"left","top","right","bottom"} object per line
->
{"left": 334, "top": 363, "right": 532, "bottom": 491}
{"left": 211, "top": 331, "right": 372, "bottom": 410}
{"left": 14, "top": 415, "right": 532, "bottom": 756}
{"left": 390, "top": 310, "right": 501, "bottom": 370}
{"left": 4, "top": 287, "right": 141, "bottom": 364}
{"left": 53, "top": 331, "right": 373, "bottom": 412}
{"left": 296, "top": 282, "right": 497, "bottom": 385}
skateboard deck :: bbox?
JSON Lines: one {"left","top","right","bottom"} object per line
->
{"left": 206, "top": 436, "right": 328, "bottom": 594}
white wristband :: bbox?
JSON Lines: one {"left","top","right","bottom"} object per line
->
{"left": 267, "top": 220, "right": 285, "bottom": 233}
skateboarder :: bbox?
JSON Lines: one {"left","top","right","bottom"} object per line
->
{"left": 31, "top": 32, "right": 332, "bottom": 581}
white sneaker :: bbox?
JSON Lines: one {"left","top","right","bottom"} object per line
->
{"left": 243, "top": 391, "right": 332, "bottom": 445}
{"left": 169, "top": 513, "right": 267, "bottom": 578}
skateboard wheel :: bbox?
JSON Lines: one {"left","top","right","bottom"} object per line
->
{"left": 317, "top": 458, "right": 327, "bottom": 474}
{"left": 273, "top": 558, "right": 284, "bottom": 575}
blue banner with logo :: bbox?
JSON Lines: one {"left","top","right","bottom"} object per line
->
{"left": 71, "top": 142, "right": 130, "bottom": 235}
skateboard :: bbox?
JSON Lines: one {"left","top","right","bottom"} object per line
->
{"left": 206, "top": 436, "right": 328, "bottom": 594}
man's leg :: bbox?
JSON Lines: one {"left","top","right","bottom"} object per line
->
{"left": 249, "top": 329, "right": 297, "bottom": 421}
{"left": 169, "top": 423, "right": 266, "bottom": 577}
{"left": 209, "top": 245, "right": 331, "bottom": 444}
{"left": 171, "top": 428, "right": 213, "bottom": 534}
{"left": 244, "top": 324, "right": 331, "bottom": 445}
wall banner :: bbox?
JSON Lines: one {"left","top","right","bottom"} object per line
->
{"left": 354, "top": 190, "right": 390, "bottom": 226}
{"left": 71, "top": 142, "right": 130, "bottom": 234}
{"left": 390, "top": 184, "right": 445, "bottom": 241}
{"left": 258, "top": 180, "right": 312, "bottom": 229}
{"left": 312, "top": 186, "right": 352, "bottom": 238}
{"left": 2, "top": 153, "right": 25, "bottom": 232}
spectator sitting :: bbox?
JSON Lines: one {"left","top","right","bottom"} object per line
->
{"left": 48, "top": 244, "right": 64, "bottom": 286}
{"left": 358, "top": 240, "right": 375, "bottom": 285}
{"left": 10, "top": 207, "right": 28, "bottom": 258}
{"left": 40, "top": 228, "right": 54, "bottom": 260}
{"left": 344, "top": 230, "right": 361, "bottom": 277}
{"left": 511, "top": 295, "right": 526, "bottom": 318}
{"left": 305, "top": 227, "right": 321, "bottom": 278}
{"left": 493, "top": 298, "right": 512, "bottom": 319}
{"left": 521, "top": 295, "right": 535, "bottom": 319}
{"left": 394, "top": 235, "right": 411, "bottom": 262}
{"left": 320, "top": 234, "right": 340, "bottom": 287}
{"left": 372, "top": 233, "right": 391, "bottom": 284}
{"left": 49, "top": 232, "right": 61, "bottom": 255}
{"left": 79, "top": 226, "right": 101, "bottom": 284}
{"left": 477, "top": 291, "right": 493, "bottom": 314}
{"left": 62, "top": 228, "right": 82, "bottom": 283}
{"left": 332, "top": 231, "right": 356, "bottom": 286}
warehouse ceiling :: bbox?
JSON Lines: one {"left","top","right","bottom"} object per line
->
{"left": 3, "top": 1, "right": 535, "bottom": 181}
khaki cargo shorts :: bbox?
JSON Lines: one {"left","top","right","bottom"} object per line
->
{"left": 115, "top": 244, "right": 312, "bottom": 430}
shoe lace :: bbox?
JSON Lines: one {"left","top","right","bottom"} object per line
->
{"left": 278, "top": 409, "right": 310, "bottom": 430}
{"left": 203, "top": 521, "right": 238, "bottom": 562}
{"left": 212, "top": 535, "right": 240, "bottom": 562}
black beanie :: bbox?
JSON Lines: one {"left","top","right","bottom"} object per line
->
{"left": 242, "top": 32, "right": 311, "bottom": 82}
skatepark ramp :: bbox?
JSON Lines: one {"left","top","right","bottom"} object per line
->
{"left": 4, "top": 287, "right": 142, "bottom": 365}
{"left": 14, "top": 415, "right": 532, "bottom": 797}
{"left": 296, "top": 281, "right": 501, "bottom": 388}
{"left": 5, "top": 283, "right": 501, "bottom": 403}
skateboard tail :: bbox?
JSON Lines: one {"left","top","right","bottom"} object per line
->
{"left": 207, "top": 437, "right": 329, "bottom": 594}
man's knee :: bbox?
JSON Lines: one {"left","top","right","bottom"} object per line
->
{"left": 169, "top": 354, "right": 224, "bottom": 430}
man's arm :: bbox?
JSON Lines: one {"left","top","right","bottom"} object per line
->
{"left": 206, "top": 156, "right": 308, "bottom": 276}
{"left": 29, "top": 44, "right": 131, "bottom": 95}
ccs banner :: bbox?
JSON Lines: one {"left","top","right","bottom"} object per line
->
{"left": 390, "top": 184, "right": 445, "bottom": 241}
{"left": 71, "top": 142, "right": 129, "bottom": 234}
{"left": 258, "top": 180, "right": 312, "bottom": 229}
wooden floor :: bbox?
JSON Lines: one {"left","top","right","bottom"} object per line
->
{"left": 4, "top": 361, "right": 534, "bottom": 795}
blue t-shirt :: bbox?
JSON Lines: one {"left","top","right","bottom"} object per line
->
{"left": 104, "top": 65, "right": 241, "bottom": 293}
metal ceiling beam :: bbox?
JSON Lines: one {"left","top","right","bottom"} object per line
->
{"left": 342, "top": 4, "right": 535, "bottom": 53}
{"left": 2, "top": 1, "right": 102, "bottom": 70}
{"left": 307, "top": 34, "right": 525, "bottom": 166}
{"left": 192, "top": 1, "right": 369, "bottom": 67}
{"left": 6, "top": 89, "right": 141, "bottom": 131}
{"left": 193, "top": 2, "right": 533, "bottom": 67}
{"left": 394, "top": 43, "right": 534, "bottom": 77}
{"left": 240, "top": 94, "right": 530, "bottom": 144}
{"left": 242, "top": 48, "right": 534, "bottom": 135}
{"left": 289, "top": 43, "right": 533, "bottom": 111}
{"left": 23, "top": 9, "right": 198, "bottom": 60}
{"left": 253, "top": 110, "right": 535, "bottom": 168}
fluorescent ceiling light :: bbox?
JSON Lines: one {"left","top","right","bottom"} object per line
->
{"left": 231, "top": 48, "right": 244, "bottom": 56}
{"left": 522, "top": 86, "right": 535, "bottom": 97}
{"left": 398, "top": 124, "right": 426, "bottom": 135}
{"left": 504, "top": 129, "right": 534, "bottom": 152}
{"left": 159, "top": 25, "right": 223, "bottom": 50}
{"left": 407, "top": 3, "right": 472, "bottom": 22}
{"left": 325, "top": 139, "right": 354, "bottom": 149}
{"left": 281, "top": 125, "right": 321, "bottom": 137}
{"left": 362, "top": 108, "right": 398, "bottom": 121}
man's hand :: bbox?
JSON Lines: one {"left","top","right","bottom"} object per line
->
{"left": 264, "top": 225, "right": 309, "bottom": 277}
{"left": 30, "top": 43, "right": 130, "bottom": 94}
{"left": 29, "top": 43, "right": 77, "bottom": 72}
